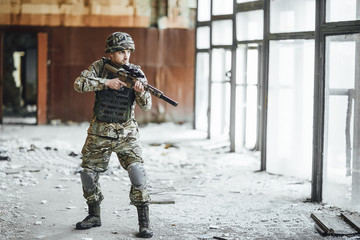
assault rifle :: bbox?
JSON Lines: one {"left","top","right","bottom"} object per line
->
{"left": 104, "top": 63, "right": 178, "bottom": 107}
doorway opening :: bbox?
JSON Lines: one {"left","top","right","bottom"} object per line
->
{"left": 3, "top": 32, "right": 37, "bottom": 124}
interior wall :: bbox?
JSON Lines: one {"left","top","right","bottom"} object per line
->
{"left": 0, "top": 0, "right": 196, "bottom": 29}
{"left": 46, "top": 27, "right": 194, "bottom": 123}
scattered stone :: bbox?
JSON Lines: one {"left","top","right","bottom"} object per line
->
{"left": 20, "top": 182, "right": 28, "bottom": 187}
{"left": 50, "top": 119, "right": 61, "bottom": 125}
{"left": 209, "top": 225, "right": 220, "bottom": 229}
{"left": 41, "top": 200, "right": 48, "bottom": 204}
{"left": 19, "top": 147, "right": 26, "bottom": 152}
{"left": 164, "top": 143, "right": 177, "bottom": 149}
{"left": 0, "top": 156, "right": 10, "bottom": 161}
{"left": 213, "top": 236, "right": 232, "bottom": 240}
{"left": 44, "top": 147, "right": 52, "bottom": 151}
{"left": 28, "top": 144, "right": 37, "bottom": 152}
{"left": 34, "top": 221, "right": 42, "bottom": 225}
{"left": 35, "top": 235, "right": 46, "bottom": 239}
{"left": 68, "top": 152, "right": 78, "bottom": 157}
{"left": 66, "top": 206, "right": 76, "bottom": 210}
{"left": 80, "top": 238, "right": 93, "bottom": 240}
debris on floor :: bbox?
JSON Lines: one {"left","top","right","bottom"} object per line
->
{"left": 311, "top": 212, "right": 360, "bottom": 237}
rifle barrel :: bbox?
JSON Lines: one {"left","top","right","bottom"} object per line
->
{"left": 160, "top": 95, "right": 178, "bottom": 107}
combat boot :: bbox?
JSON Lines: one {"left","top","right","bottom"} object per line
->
{"left": 136, "top": 203, "right": 153, "bottom": 238}
{"left": 75, "top": 204, "right": 101, "bottom": 230}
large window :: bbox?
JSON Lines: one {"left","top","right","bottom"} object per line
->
{"left": 212, "top": 20, "right": 233, "bottom": 45}
{"left": 212, "top": 0, "right": 233, "bottom": 15}
{"left": 236, "top": 10, "right": 264, "bottom": 41}
{"left": 195, "top": 53, "right": 210, "bottom": 131}
{"left": 267, "top": 40, "right": 314, "bottom": 179}
{"left": 196, "top": 26, "right": 210, "bottom": 49}
{"left": 235, "top": 44, "right": 260, "bottom": 151}
{"left": 326, "top": 0, "right": 360, "bottom": 22}
{"left": 210, "top": 49, "right": 231, "bottom": 139}
{"left": 194, "top": 0, "right": 360, "bottom": 212}
{"left": 270, "top": 0, "right": 315, "bottom": 33}
{"left": 197, "top": 0, "right": 211, "bottom": 21}
{"left": 323, "top": 34, "right": 360, "bottom": 211}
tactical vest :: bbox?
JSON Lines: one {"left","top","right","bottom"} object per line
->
{"left": 93, "top": 61, "right": 135, "bottom": 123}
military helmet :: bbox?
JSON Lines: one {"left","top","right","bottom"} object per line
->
{"left": 105, "top": 32, "right": 135, "bottom": 53}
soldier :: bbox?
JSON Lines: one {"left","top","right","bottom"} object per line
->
{"left": 73, "top": 32, "right": 153, "bottom": 238}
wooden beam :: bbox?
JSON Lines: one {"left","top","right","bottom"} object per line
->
{"left": 37, "top": 32, "right": 47, "bottom": 125}
{"left": 0, "top": 31, "right": 3, "bottom": 123}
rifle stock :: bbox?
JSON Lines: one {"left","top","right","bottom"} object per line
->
{"left": 104, "top": 64, "right": 178, "bottom": 107}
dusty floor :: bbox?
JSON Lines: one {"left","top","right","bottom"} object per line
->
{"left": 0, "top": 122, "right": 359, "bottom": 240}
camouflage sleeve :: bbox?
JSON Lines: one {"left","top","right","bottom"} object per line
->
{"left": 135, "top": 90, "right": 152, "bottom": 111}
{"left": 135, "top": 69, "right": 152, "bottom": 111}
{"left": 74, "top": 60, "right": 107, "bottom": 93}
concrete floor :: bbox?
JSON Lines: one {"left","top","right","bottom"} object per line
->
{"left": 0, "top": 122, "right": 358, "bottom": 240}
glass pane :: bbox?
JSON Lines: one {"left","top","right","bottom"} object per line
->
{"left": 327, "top": 39, "right": 355, "bottom": 89}
{"left": 324, "top": 96, "right": 354, "bottom": 208}
{"left": 212, "top": 20, "right": 233, "bottom": 45}
{"left": 197, "top": 26, "right": 210, "bottom": 49}
{"left": 235, "top": 86, "right": 245, "bottom": 151}
{"left": 212, "top": 0, "right": 233, "bottom": 15}
{"left": 245, "top": 85, "right": 258, "bottom": 149}
{"left": 237, "top": 0, "right": 257, "bottom": 3}
{"left": 236, "top": 10, "right": 264, "bottom": 41}
{"left": 326, "top": 0, "right": 360, "bottom": 22}
{"left": 323, "top": 33, "right": 360, "bottom": 212}
{"left": 246, "top": 48, "right": 258, "bottom": 85}
{"left": 210, "top": 82, "right": 231, "bottom": 139}
{"left": 211, "top": 49, "right": 232, "bottom": 82}
{"left": 236, "top": 45, "right": 246, "bottom": 85}
{"left": 195, "top": 53, "right": 210, "bottom": 131}
{"left": 270, "top": 0, "right": 315, "bottom": 33}
{"left": 267, "top": 39, "right": 315, "bottom": 179}
{"left": 235, "top": 44, "right": 260, "bottom": 151}
{"left": 198, "top": 0, "right": 211, "bottom": 21}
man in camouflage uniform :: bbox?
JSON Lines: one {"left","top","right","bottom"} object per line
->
{"left": 74, "top": 32, "right": 153, "bottom": 238}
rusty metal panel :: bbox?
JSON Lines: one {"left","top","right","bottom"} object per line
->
{"left": 161, "top": 29, "right": 195, "bottom": 67}
{"left": 47, "top": 27, "right": 195, "bottom": 123}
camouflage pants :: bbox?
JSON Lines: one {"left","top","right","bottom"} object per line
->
{"left": 80, "top": 121, "right": 150, "bottom": 206}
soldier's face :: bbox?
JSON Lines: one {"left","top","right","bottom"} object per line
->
{"left": 110, "top": 50, "right": 131, "bottom": 66}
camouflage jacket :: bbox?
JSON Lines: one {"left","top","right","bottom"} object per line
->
{"left": 74, "top": 58, "right": 152, "bottom": 138}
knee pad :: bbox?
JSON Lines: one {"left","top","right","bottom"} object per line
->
{"left": 128, "top": 162, "right": 147, "bottom": 190}
{"left": 81, "top": 169, "right": 99, "bottom": 192}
